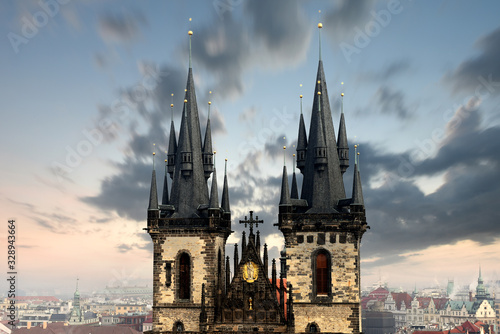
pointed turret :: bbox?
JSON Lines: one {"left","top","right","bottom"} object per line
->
{"left": 221, "top": 159, "right": 230, "bottom": 214}
{"left": 233, "top": 243, "right": 239, "bottom": 276}
{"left": 209, "top": 165, "right": 219, "bottom": 209}
{"left": 225, "top": 256, "right": 230, "bottom": 293}
{"left": 296, "top": 94, "right": 307, "bottom": 173}
{"left": 256, "top": 230, "right": 261, "bottom": 258}
{"left": 291, "top": 154, "right": 299, "bottom": 199}
{"left": 241, "top": 231, "right": 247, "bottom": 255}
{"left": 148, "top": 155, "right": 159, "bottom": 211}
{"left": 263, "top": 243, "right": 269, "bottom": 278}
{"left": 167, "top": 97, "right": 177, "bottom": 178}
{"left": 351, "top": 148, "right": 364, "bottom": 206}
{"left": 279, "top": 165, "right": 291, "bottom": 206}
{"left": 337, "top": 92, "right": 349, "bottom": 174}
{"left": 162, "top": 160, "right": 169, "bottom": 205}
{"left": 203, "top": 100, "right": 214, "bottom": 179}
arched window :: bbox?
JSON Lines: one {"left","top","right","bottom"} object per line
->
{"left": 217, "top": 249, "right": 222, "bottom": 288}
{"left": 316, "top": 253, "right": 328, "bottom": 295}
{"left": 179, "top": 253, "right": 190, "bottom": 300}
{"left": 173, "top": 321, "right": 184, "bottom": 332}
{"left": 308, "top": 323, "right": 319, "bottom": 332}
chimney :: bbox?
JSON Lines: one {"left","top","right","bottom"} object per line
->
{"left": 43, "top": 321, "right": 47, "bottom": 329}
{"left": 27, "top": 321, "right": 31, "bottom": 329}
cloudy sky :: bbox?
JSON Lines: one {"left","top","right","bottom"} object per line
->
{"left": 1, "top": 0, "right": 500, "bottom": 296}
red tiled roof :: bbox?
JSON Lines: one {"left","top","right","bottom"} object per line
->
{"left": 391, "top": 292, "right": 412, "bottom": 310}
{"left": 369, "top": 287, "right": 389, "bottom": 298}
{"left": 433, "top": 297, "right": 449, "bottom": 310}
{"left": 417, "top": 297, "right": 432, "bottom": 309}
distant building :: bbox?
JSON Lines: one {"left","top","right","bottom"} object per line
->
{"left": 363, "top": 301, "right": 395, "bottom": 334}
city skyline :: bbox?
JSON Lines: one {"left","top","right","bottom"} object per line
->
{"left": 1, "top": 1, "right": 500, "bottom": 296}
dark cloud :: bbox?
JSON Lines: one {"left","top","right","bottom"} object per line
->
{"left": 82, "top": 158, "right": 151, "bottom": 222}
{"left": 192, "top": 0, "right": 310, "bottom": 98}
{"left": 324, "top": 0, "right": 377, "bottom": 43}
{"left": 98, "top": 10, "right": 148, "bottom": 44}
{"left": 444, "top": 26, "right": 500, "bottom": 96}
{"left": 373, "top": 86, "right": 415, "bottom": 119}
{"left": 357, "top": 101, "right": 500, "bottom": 268}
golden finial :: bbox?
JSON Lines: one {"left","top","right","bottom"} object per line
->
{"left": 318, "top": 11, "right": 323, "bottom": 61}
{"left": 208, "top": 101, "right": 211, "bottom": 105}
{"left": 300, "top": 95, "right": 303, "bottom": 98}
{"left": 188, "top": 19, "right": 193, "bottom": 68}
{"left": 283, "top": 146, "right": 286, "bottom": 150}
{"left": 317, "top": 80, "right": 320, "bottom": 84}
{"left": 317, "top": 91, "right": 321, "bottom": 95}
{"left": 354, "top": 144, "right": 358, "bottom": 148}
{"left": 293, "top": 153, "right": 296, "bottom": 157}
{"left": 164, "top": 159, "right": 167, "bottom": 162}
{"left": 184, "top": 99, "right": 187, "bottom": 103}
{"left": 170, "top": 103, "right": 174, "bottom": 107}
{"left": 341, "top": 93, "right": 344, "bottom": 97}
{"left": 225, "top": 158, "right": 227, "bottom": 161}
{"left": 185, "top": 88, "right": 187, "bottom": 92}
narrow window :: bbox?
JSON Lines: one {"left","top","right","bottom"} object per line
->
{"left": 316, "top": 253, "right": 328, "bottom": 295}
{"left": 179, "top": 253, "right": 190, "bottom": 299}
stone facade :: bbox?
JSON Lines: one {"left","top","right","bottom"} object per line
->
{"left": 150, "top": 227, "right": 229, "bottom": 332}
{"left": 146, "top": 21, "right": 369, "bottom": 334}
{"left": 278, "top": 210, "right": 367, "bottom": 334}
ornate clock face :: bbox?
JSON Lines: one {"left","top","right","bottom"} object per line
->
{"left": 243, "top": 260, "right": 259, "bottom": 283}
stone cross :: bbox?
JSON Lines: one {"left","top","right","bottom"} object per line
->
{"left": 239, "top": 211, "right": 263, "bottom": 236}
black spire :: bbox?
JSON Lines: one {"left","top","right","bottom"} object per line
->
{"left": 299, "top": 60, "right": 346, "bottom": 212}
{"left": 209, "top": 166, "right": 219, "bottom": 209}
{"left": 351, "top": 150, "right": 364, "bottom": 206}
{"left": 148, "top": 164, "right": 158, "bottom": 211}
{"left": 263, "top": 243, "right": 268, "bottom": 278}
{"left": 221, "top": 159, "right": 230, "bottom": 213}
{"left": 256, "top": 230, "right": 261, "bottom": 258}
{"left": 161, "top": 160, "right": 169, "bottom": 205}
{"left": 337, "top": 93, "right": 349, "bottom": 174}
{"left": 296, "top": 95, "right": 307, "bottom": 173}
{"left": 233, "top": 243, "right": 239, "bottom": 276}
{"left": 167, "top": 100, "right": 177, "bottom": 179}
{"left": 225, "top": 256, "right": 231, "bottom": 294}
{"left": 241, "top": 230, "right": 246, "bottom": 254}
{"left": 291, "top": 156, "right": 299, "bottom": 199}
{"left": 202, "top": 101, "right": 214, "bottom": 180}
{"left": 167, "top": 45, "right": 211, "bottom": 217}
{"left": 279, "top": 165, "right": 291, "bottom": 206}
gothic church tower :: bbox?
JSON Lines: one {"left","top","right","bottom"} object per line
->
{"left": 277, "top": 22, "right": 369, "bottom": 334}
{"left": 146, "top": 28, "right": 232, "bottom": 333}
